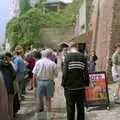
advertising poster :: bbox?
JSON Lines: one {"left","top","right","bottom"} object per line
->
{"left": 85, "top": 72, "right": 109, "bottom": 107}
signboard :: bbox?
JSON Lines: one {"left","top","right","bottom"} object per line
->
{"left": 85, "top": 72, "right": 110, "bottom": 108}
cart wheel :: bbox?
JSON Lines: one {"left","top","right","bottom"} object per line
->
{"left": 107, "top": 106, "right": 110, "bottom": 110}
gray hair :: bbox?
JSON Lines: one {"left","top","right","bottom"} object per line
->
{"left": 44, "top": 49, "right": 53, "bottom": 57}
{"left": 41, "top": 50, "right": 46, "bottom": 58}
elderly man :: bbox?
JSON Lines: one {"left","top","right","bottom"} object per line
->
{"left": 32, "top": 49, "right": 58, "bottom": 114}
{"left": 62, "top": 42, "right": 89, "bottom": 120}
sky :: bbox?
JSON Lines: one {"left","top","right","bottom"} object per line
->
{"left": 62, "top": 0, "right": 72, "bottom": 3}
{"left": 0, "top": 0, "right": 10, "bottom": 42}
{"left": 0, "top": 0, "right": 72, "bottom": 43}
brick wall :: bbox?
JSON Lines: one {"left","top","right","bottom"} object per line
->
{"left": 91, "top": 0, "right": 114, "bottom": 73}
{"left": 91, "top": 0, "right": 120, "bottom": 79}
{"left": 110, "top": 0, "right": 120, "bottom": 56}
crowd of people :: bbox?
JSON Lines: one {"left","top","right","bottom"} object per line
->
{"left": 0, "top": 45, "right": 58, "bottom": 120}
{"left": 0, "top": 42, "right": 120, "bottom": 120}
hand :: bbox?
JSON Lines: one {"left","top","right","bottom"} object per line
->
{"left": 33, "top": 79, "right": 37, "bottom": 88}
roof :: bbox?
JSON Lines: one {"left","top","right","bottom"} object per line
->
{"left": 70, "top": 31, "right": 93, "bottom": 52}
{"left": 43, "top": 0, "right": 68, "bottom": 5}
{"left": 70, "top": 31, "right": 93, "bottom": 43}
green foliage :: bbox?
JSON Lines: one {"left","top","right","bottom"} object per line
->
{"left": 6, "top": 0, "right": 84, "bottom": 48}
{"left": 6, "top": 17, "right": 22, "bottom": 49}
{"left": 20, "top": 0, "right": 31, "bottom": 14}
{"left": 35, "top": 0, "right": 84, "bottom": 26}
{"left": 19, "top": 8, "right": 42, "bottom": 45}
{"left": 6, "top": 8, "right": 42, "bottom": 48}
{"left": 60, "top": 0, "right": 84, "bottom": 25}
{"left": 35, "top": 0, "right": 46, "bottom": 10}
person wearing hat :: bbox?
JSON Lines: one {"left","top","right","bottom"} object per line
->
{"left": 62, "top": 42, "right": 89, "bottom": 120}
{"left": 14, "top": 45, "right": 25, "bottom": 101}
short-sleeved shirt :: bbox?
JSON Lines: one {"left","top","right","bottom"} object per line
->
{"left": 32, "top": 57, "right": 57, "bottom": 80}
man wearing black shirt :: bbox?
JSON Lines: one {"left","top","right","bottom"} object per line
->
{"left": 62, "top": 42, "right": 89, "bottom": 120}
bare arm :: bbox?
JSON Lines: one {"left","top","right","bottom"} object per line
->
{"left": 32, "top": 74, "right": 37, "bottom": 88}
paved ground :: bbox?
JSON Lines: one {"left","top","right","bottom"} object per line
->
{"left": 16, "top": 58, "right": 120, "bottom": 120}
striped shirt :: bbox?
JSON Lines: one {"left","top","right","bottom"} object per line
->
{"left": 68, "top": 61, "right": 85, "bottom": 70}
{"left": 32, "top": 57, "right": 58, "bottom": 80}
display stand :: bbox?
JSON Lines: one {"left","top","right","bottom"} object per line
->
{"left": 85, "top": 72, "right": 110, "bottom": 110}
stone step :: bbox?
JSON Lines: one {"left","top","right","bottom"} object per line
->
{"left": 32, "top": 112, "right": 67, "bottom": 120}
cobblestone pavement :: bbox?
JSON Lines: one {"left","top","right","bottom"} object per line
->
{"left": 16, "top": 58, "right": 120, "bottom": 120}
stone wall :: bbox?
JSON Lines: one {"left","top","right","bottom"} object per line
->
{"left": 91, "top": 0, "right": 114, "bottom": 72}
{"left": 91, "top": 0, "right": 120, "bottom": 78}
{"left": 96, "top": 0, "right": 114, "bottom": 71}
{"left": 110, "top": 0, "right": 120, "bottom": 56}
{"left": 39, "top": 26, "right": 74, "bottom": 48}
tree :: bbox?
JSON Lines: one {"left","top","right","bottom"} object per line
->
{"left": 35, "top": 0, "right": 46, "bottom": 10}
{"left": 6, "top": 0, "right": 84, "bottom": 49}
{"left": 6, "top": 8, "right": 43, "bottom": 48}
{"left": 6, "top": 17, "right": 22, "bottom": 49}
{"left": 20, "top": 0, "right": 31, "bottom": 14}
{"left": 19, "top": 8, "right": 42, "bottom": 46}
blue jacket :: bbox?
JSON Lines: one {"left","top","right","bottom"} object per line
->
{"left": 14, "top": 56, "right": 25, "bottom": 73}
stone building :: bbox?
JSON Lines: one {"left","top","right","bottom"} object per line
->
{"left": 73, "top": 0, "right": 120, "bottom": 77}
{"left": 73, "top": 0, "right": 93, "bottom": 53}
{"left": 74, "top": 0, "right": 93, "bottom": 36}
{"left": 43, "top": 0, "right": 68, "bottom": 12}
{"left": 90, "top": 0, "right": 120, "bottom": 77}
{"left": 9, "top": 0, "right": 20, "bottom": 18}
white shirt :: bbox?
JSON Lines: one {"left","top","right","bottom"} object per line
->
{"left": 32, "top": 57, "right": 58, "bottom": 80}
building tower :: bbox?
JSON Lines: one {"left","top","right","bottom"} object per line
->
{"left": 9, "top": 0, "right": 20, "bottom": 18}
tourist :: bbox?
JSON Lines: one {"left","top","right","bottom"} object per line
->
{"left": 112, "top": 45, "right": 120, "bottom": 102}
{"left": 0, "top": 52, "right": 16, "bottom": 120}
{"left": 61, "top": 47, "right": 68, "bottom": 71}
{"left": 62, "top": 42, "right": 89, "bottom": 120}
{"left": 24, "top": 52, "right": 35, "bottom": 90}
{"left": 33, "top": 50, "right": 44, "bottom": 112}
{"left": 0, "top": 72, "right": 9, "bottom": 120}
{"left": 14, "top": 45, "right": 25, "bottom": 101}
{"left": 87, "top": 55, "right": 96, "bottom": 73}
{"left": 91, "top": 50, "right": 98, "bottom": 62}
{"left": 32, "top": 48, "right": 58, "bottom": 118}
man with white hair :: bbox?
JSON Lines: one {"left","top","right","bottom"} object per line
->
{"left": 32, "top": 48, "right": 58, "bottom": 115}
